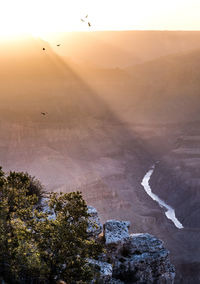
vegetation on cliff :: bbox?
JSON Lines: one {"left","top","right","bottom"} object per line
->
{"left": 0, "top": 167, "right": 102, "bottom": 283}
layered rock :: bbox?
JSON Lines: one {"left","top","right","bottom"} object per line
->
{"left": 88, "top": 213, "right": 175, "bottom": 283}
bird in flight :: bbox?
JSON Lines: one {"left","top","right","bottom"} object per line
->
{"left": 42, "top": 47, "right": 46, "bottom": 51}
{"left": 41, "top": 112, "right": 48, "bottom": 116}
{"left": 57, "top": 44, "right": 61, "bottom": 47}
{"left": 81, "top": 15, "right": 92, "bottom": 27}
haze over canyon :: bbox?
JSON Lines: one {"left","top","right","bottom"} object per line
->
{"left": 1, "top": 31, "right": 200, "bottom": 283}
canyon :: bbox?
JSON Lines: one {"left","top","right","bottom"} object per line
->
{"left": 0, "top": 31, "right": 200, "bottom": 282}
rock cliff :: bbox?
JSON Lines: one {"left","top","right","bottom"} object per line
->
{"left": 88, "top": 207, "right": 175, "bottom": 283}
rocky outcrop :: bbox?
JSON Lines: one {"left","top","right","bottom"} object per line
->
{"left": 104, "top": 220, "right": 130, "bottom": 245}
{"left": 88, "top": 212, "right": 175, "bottom": 283}
{"left": 108, "top": 232, "right": 175, "bottom": 283}
{"left": 88, "top": 259, "right": 113, "bottom": 282}
{"left": 87, "top": 206, "right": 103, "bottom": 238}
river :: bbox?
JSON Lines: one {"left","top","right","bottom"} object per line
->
{"left": 141, "top": 165, "right": 184, "bottom": 229}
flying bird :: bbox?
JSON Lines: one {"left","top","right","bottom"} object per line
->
{"left": 81, "top": 15, "right": 88, "bottom": 22}
{"left": 81, "top": 14, "right": 91, "bottom": 27}
{"left": 41, "top": 112, "right": 48, "bottom": 116}
{"left": 42, "top": 47, "right": 46, "bottom": 51}
{"left": 57, "top": 44, "right": 61, "bottom": 47}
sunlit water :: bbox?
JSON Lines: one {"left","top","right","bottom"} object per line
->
{"left": 141, "top": 165, "right": 184, "bottom": 229}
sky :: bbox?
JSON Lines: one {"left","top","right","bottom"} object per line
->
{"left": 0, "top": 0, "right": 200, "bottom": 38}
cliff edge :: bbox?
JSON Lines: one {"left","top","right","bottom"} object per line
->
{"left": 88, "top": 206, "right": 175, "bottom": 284}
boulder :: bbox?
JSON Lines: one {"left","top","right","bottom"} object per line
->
{"left": 123, "top": 233, "right": 164, "bottom": 255}
{"left": 103, "top": 220, "right": 130, "bottom": 245}
{"left": 110, "top": 233, "right": 175, "bottom": 284}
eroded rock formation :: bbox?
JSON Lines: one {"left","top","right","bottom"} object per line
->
{"left": 89, "top": 211, "right": 175, "bottom": 283}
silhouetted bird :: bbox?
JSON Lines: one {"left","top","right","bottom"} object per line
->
{"left": 57, "top": 44, "right": 61, "bottom": 47}
{"left": 42, "top": 48, "right": 45, "bottom": 51}
{"left": 81, "top": 15, "right": 88, "bottom": 22}
{"left": 41, "top": 112, "right": 48, "bottom": 116}
{"left": 81, "top": 15, "right": 91, "bottom": 27}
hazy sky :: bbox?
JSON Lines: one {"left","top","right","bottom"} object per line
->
{"left": 0, "top": 0, "right": 200, "bottom": 38}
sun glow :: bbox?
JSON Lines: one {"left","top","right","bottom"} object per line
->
{"left": 0, "top": 0, "right": 200, "bottom": 39}
{"left": 0, "top": 0, "right": 92, "bottom": 39}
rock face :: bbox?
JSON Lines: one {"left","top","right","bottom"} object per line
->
{"left": 88, "top": 259, "right": 113, "bottom": 282}
{"left": 109, "top": 233, "right": 175, "bottom": 284}
{"left": 87, "top": 206, "right": 103, "bottom": 238}
{"left": 104, "top": 220, "right": 130, "bottom": 245}
{"left": 89, "top": 215, "right": 175, "bottom": 283}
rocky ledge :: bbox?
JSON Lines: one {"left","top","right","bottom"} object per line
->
{"left": 88, "top": 207, "right": 175, "bottom": 284}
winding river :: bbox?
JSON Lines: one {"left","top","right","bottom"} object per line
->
{"left": 141, "top": 165, "right": 184, "bottom": 229}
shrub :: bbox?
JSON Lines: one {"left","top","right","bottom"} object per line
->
{"left": 0, "top": 167, "right": 102, "bottom": 283}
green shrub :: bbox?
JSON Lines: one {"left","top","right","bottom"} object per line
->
{"left": 0, "top": 167, "right": 102, "bottom": 283}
